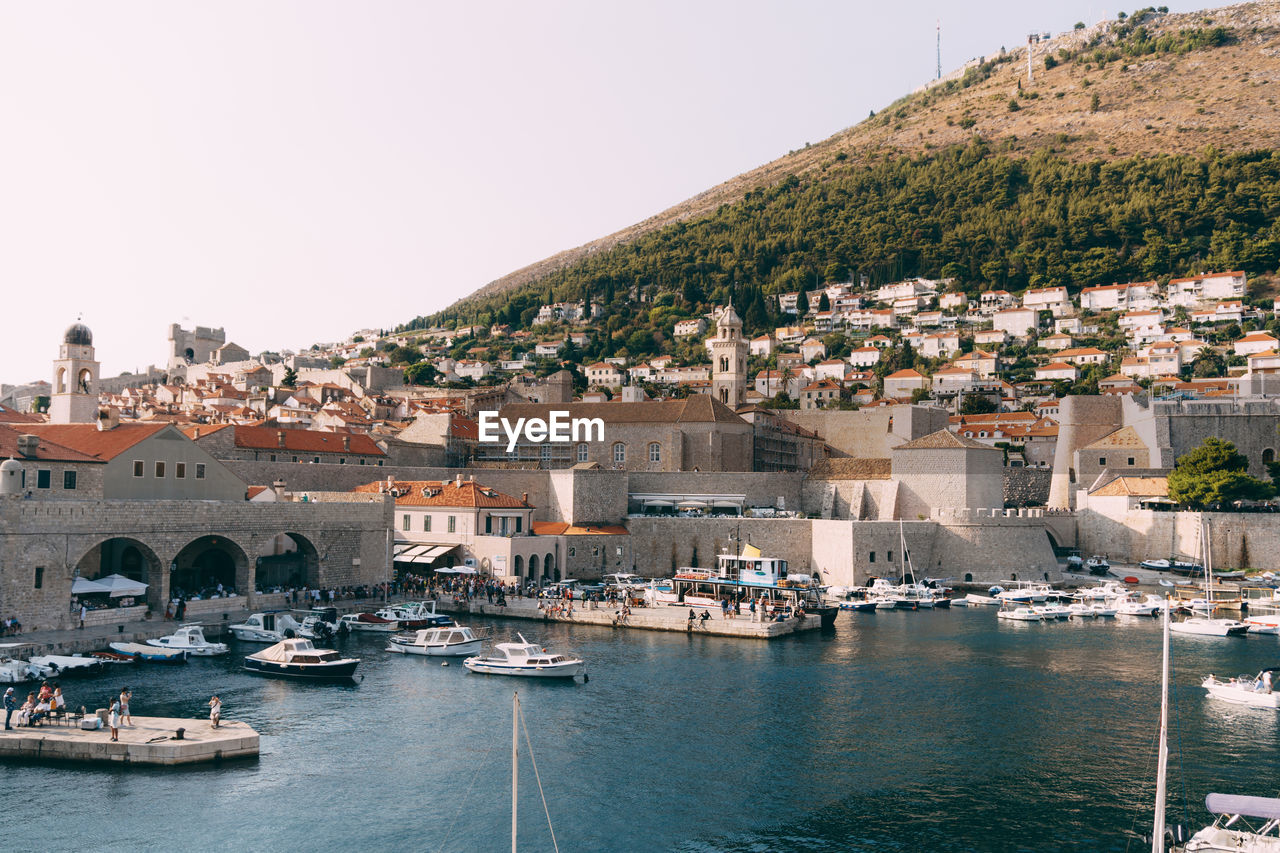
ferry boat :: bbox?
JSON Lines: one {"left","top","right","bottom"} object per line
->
{"left": 645, "top": 544, "right": 838, "bottom": 629}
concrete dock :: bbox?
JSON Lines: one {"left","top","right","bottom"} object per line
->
{"left": 0, "top": 716, "right": 259, "bottom": 766}
{"left": 432, "top": 595, "right": 825, "bottom": 638}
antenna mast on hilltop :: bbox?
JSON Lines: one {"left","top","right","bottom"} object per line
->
{"left": 936, "top": 20, "right": 941, "bottom": 80}
{"left": 1026, "top": 33, "right": 1035, "bottom": 83}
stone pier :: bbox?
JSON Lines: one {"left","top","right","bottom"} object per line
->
{"left": 0, "top": 716, "right": 258, "bottom": 766}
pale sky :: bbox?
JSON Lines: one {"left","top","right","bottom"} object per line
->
{"left": 0, "top": 1, "right": 1202, "bottom": 384}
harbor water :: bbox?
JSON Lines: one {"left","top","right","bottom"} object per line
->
{"left": 7, "top": 608, "right": 1279, "bottom": 852}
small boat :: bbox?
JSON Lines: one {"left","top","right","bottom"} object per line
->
{"left": 1085, "top": 556, "right": 1111, "bottom": 576}
{"left": 964, "top": 593, "right": 1001, "bottom": 606}
{"left": 1035, "top": 603, "right": 1072, "bottom": 620}
{"left": 995, "top": 581, "right": 1054, "bottom": 604}
{"left": 1115, "top": 594, "right": 1167, "bottom": 617}
{"left": 1213, "top": 570, "right": 1246, "bottom": 581}
{"left": 1141, "top": 558, "right": 1204, "bottom": 575}
{"left": 997, "top": 606, "right": 1044, "bottom": 622}
{"left": 387, "top": 625, "right": 487, "bottom": 657}
{"left": 339, "top": 612, "right": 401, "bottom": 633}
{"left": 108, "top": 642, "right": 188, "bottom": 663}
{"left": 382, "top": 600, "right": 452, "bottom": 629}
{"left": 28, "top": 654, "right": 103, "bottom": 676}
{"left": 1067, "top": 602, "right": 1098, "bottom": 619}
{"left": 1246, "top": 615, "right": 1280, "bottom": 635}
{"left": 229, "top": 611, "right": 306, "bottom": 643}
{"left": 464, "top": 634, "right": 586, "bottom": 679}
{"left": 1170, "top": 521, "right": 1249, "bottom": 638}
{"left": 89, "top": 651, "right": 138, "bottom": 665}
{"left": 243, "top": 638, "right": 360, "bottom": 680}
{"left": 1201, "top": 671, "right": 1280, "bottom": 709}
{"left": 297, "top": 607, "right": 346, "bottom": 641}
{"left": 146, "top": 625, "right": 228, "bottom": 656}
{"left": 0, "top": 644, "right": 50, "bottom": 683}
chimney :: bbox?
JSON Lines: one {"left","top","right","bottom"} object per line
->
{"left": 454, "top": 473, "right": 463, "bottom": 488}
{"left": 277, "top": 430, "right": 286, "bottom": 448}
{"left": 193, "top": 427, "right": 201, "bottom": 439}
{"left": 17, "top": 435, "right": 39, "bottom": 458}
{"left": 342, "top": 435, "right": 350, "bottom": 451}
{"left": 272, "top": 478, "right": 286, "bottom": 499}
{"left": 522, "top": 492, "right": 528, "bottom": 504}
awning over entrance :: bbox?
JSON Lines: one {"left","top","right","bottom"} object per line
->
{"left": 435, "top": 567, "right": 477, "bottom": 575}
{"left": 393, "top": 543, "right": 460, "bottom": 566}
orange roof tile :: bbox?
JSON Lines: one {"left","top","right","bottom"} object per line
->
{"left": 354, "top": 479, "right": 531, "bottom": 508}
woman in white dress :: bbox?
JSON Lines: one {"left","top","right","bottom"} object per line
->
{"left": 108, "top": 697, "right": 120, "bottom": 742}
{"left": 208, "top": 695, "right": 221, "bottom": 729}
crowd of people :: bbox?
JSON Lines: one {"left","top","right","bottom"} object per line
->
{"left": 4, "top": 681, "right": 66, "bottom": 729}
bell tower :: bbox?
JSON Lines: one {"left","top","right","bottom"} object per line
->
{"left": 710, "top": 303, "right": 747, "bottom": 408}
{"left": 50, "top": 321, "right": 100, "bottom": 424}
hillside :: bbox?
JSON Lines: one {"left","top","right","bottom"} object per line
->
{"left": 436, "top": 3, "right": 1280, "bottom": 314}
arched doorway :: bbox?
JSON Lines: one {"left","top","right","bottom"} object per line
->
{"left": 513, "top": 555, "right": 524, "bottom": 578}
{"left": 545, "top": 553, "right": 557, "bottom": 581}
{"left": 74, "top": 537, "right": 164, "bottom": 610}
{"left": 172, "top": 536, "right": 250, "bottom": 600}
{"left": 256, "top": 532, "right": 320, "bottom": 592}
{"left": 529, "top": 554, "right": 540, "bottom": 580}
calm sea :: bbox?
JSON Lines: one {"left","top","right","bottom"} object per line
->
{"left": 7, "top": 609, "right": 1277, "bottom": 852}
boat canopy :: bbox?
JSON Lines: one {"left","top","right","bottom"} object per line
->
{"left": 1205, "top": 793, "right": 1280, "bottom": 821}
{"left": 252, "top": 638, "right": 318, "bottom": 661}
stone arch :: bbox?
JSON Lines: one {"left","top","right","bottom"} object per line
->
{"left": 55, "top": 367, "right": 67, "bottom": 394}
{"left": 529, "top": 553, "right": 540, "bottom": 579}
{"left": 255, "top": 532, "right": 320, "bottom": 592}
{"left": 964, "top": 573, "right": 973, "bottom": 583}
{"left": 1265, "top": 448, "right": 1276, "bottom": 466}
{"left": 76, "top": 367, "right": 93, "bottom": 394}
{"left": 545, "top": 552, "right": 556, "bottom": 582}
{"left": 74, "top": 537, "right": 165, "bottom": 610}
{"left": 513, "top": 554, "right": 524, "bottom": 578}
{"left": 172, "top": 535, "right": 250, "bottom": 600}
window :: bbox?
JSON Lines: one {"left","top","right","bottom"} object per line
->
{"left": 195, "top": 463, "right": 206, "bottom": 479}
{"left": 36, "top": 469, "right": 50, "bottom": 489}
{"left": 869, "top": 551, "right": 876, "bottom": 563}
{"left": 155, "top": 461, "right": 166, "bottom": 478}
{"left": 176, "top": 462, "right": 186, "bottom": 479}
{"left": 592, "top": 546, "right": 600, "bottom": 557}
{"left": 313, "top": 456, "right": 320, "bottom": 464}
{"left": 1127, "top": 457, "right": 1135, "bottom": 466}
{"left": 133, "top": 460, "right": 144, "bottom": 478}
{"left": 33, "top": 567, "right": 43, "bottom": 589}
{"left": 448, "top": 516, "right": 456, "bottom": 533}
{"left": 402, "top": 514, "right": 410, "bottom": 531}
{"left": 292, "top": 456, "right": 299, "bottom": 463}
{"left": 577, "top": 444, "right": 588, "bottom": 462}
{"left": 568, "top": 547, "right": 576, "bottom": 557}
{"left": 616, "top": 546, "right": 623, "bottom": 556}
{"left": 1265, "top": 448, "right": 1277, "bottom": 465}
{"left": 63, "top": 471, "right": 77, "bottom": 490}
{"left": 887, "top": 550, "right": 894, "bottom": 563}
{"left": 339, "top": 458, "right": 346, "bottom": 465}
{"left": 540, "top": 445, "right": 551, "bottom": 463}
{"left": 649, "top": 443, "right": 661, "bottom": 463}
{"left": 269, "top": 454, "right": 277, "bottom": 462}
{"left": 516, "top": 517, "right": 522, "bottom": 533}
{"left": 423, "top": 515, "right": 431, "bottom": 532}
{"left": 1099, "top": 457, "right": 1107, "bottom": 466}
{"left": 613, "top": 443, "right": 626, "bottom": 464}
{"left": 485, "top": 516, "right": 492, "bottom": 534}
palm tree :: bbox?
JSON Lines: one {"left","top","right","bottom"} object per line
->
{"left": 1192, "top": 346, "right": 1225, "bottom": 378}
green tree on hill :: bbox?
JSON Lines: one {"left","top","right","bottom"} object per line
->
{"left": 1167, "top": 437, "right": 1275, "bottom": 508}
{"left": 960, "top": 393, "right": 998, "bottom": 415}
{"left": 281, "top": 367, "right": 297, "bottom": 389}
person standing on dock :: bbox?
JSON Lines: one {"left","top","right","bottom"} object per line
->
{"left": 79, "top": 603, "right": 86, "bottom": 629}
{"left": 208, "top": 695, "right": 221, "bottom": 729}
{"left": 108, "top": 697, "right": 120, "bottom": 742}
{"left": 119, "top": 687, "right": 132, "bottom": 727}
{"left": 4, "top": 687, "right": 15, "bottom": 730}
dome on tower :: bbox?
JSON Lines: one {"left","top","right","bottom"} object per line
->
{"left": 63, "top": 322, "right": 93, "bottom": 346}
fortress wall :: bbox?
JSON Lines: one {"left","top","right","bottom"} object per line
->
{"left": 625, "top": 518, "right": 814, "bottom": 577}
{"left": 1048, "top": 395, "right": 1124, "bottom": 508}
{"left": 1077, "top": 506, "right": 1280, "bottom": 570}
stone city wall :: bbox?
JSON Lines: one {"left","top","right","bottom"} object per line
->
{"left": 1077, "top": 506, "right": 1280, "bottom": 571}
{"left": 625, "top": 518, "right": 814, "bottom": 576}
{"left": 0, "top": 495, "right": 391, "bottom": 631}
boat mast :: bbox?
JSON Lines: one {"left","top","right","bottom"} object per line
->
{"left": 1152, "top": 597, "right": 1170, "bottom": 853}
{"left": 512, "top": 691, "right": 519, "bottom": 853}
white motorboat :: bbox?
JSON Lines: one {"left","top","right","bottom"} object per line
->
{"left": 464, "top": 634, "right": 586, "bottom": 679}
{"left": 1246, "top": 615, "right": 1280, "bottom": 635}
{"left": 995, "top": 581, "right": 1053, "bottom": 604}
{"left": 1035, "top": 603, "right": 1072, "bottom": 620}
{"left": 243, "top": 638, "right": 360, "bottom": 680}
{"left": 1067, "top": 602, "right": 1098, "bottom": 619}
{"left": 0, "top": 644, "right": 49, "bottom": 683}
{"left": 296, "top": 607, "right": 346, "bottom": 641}
{"left": 1201, "top": 671, "right": 1280, "bottom": 709}
{"left": 28, "top": 654, "right": 103, "bottom": 676}
{"left": 108, "top": 642, "right": 188, "bottom": 663}
{"left": 997, "top": 606, "right": 1044, "bottom": 622}
{"left": 146, "top": 624, "right": 228, "bottom": 656}
{"left": 964, "top": 593, "right": 1001, "bottom": 606}
{"left": 1075, "top": 580, "right": 1130, "bottom": 601}
{"left": 1088, "top": 603, "right": 1118, "bottom": 618}
{"left": 382, "top": 600, "right": 451, "bottom": 629}
{"left": 1171, "top": 521, "right": 1249, "bottom": 638}
{"left": 387, "top": 625, "right": 487, "bottom": 657}
{"left": 1085, "top": 555, "right": 1111, "bottom": 576}
{"left": 1116, "top": 594, "right": 1167, "bottom": 617}
{"left": 229, "top": 611, "right": 306, "bottom": 643}
{"left": 339, "top": 612, "right": 401, "bottom": 633}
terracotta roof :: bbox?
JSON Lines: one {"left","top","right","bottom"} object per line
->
{"left": 353, "top": 479, "right": 531, "bottom": 508}
{"left": 884, "top": 369, "right": 925, "bottom": 379}
{"left": 895, "top": 429, "right": 997, "bottom": 451}
{"left": 1083, "top": 426, "right": 1148, "bottom": 450}
{"left": 0, "top": 424, "right": 104, "bottom": 463}
{"left": 1090, "top": 476, "right": 1169, "bottom": 497}
{"left": 0, "top": 404, "right": 44, "bottom": 424}
{"left": 22, "top": 423, "right": 171, "bottom": 460}
{"left": 230, "top": 425, "right": 386, "bottom": 456}
{"left": 806, "top": 457, "right": 891, "bottom": 480}
{"left": 530, "top": 522, "right": 628, "bottom": 535}
{"left": 496, "top": 395, "right": 745, "bottom": 426}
